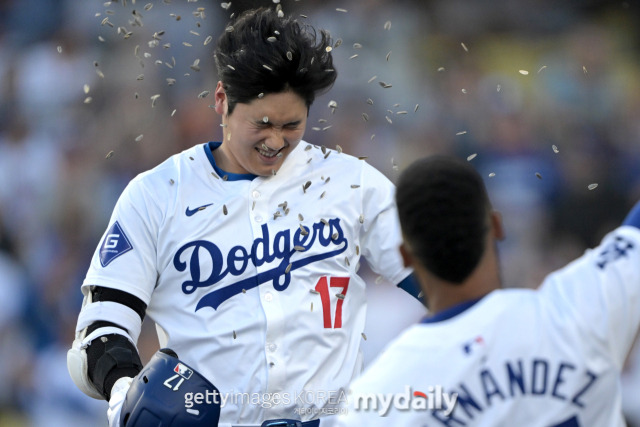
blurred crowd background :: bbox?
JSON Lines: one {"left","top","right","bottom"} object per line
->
{"left": 1, "top": 0, "right": 639, "bottom": 425}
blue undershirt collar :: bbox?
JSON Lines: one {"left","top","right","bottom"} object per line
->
{"left": 204, "top": 141, "right": 257, "bottom": 181}
{"left": 421, "top": 297, "right": 484, "bottom": 324}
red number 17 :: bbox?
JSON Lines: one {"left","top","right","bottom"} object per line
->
{"left": 315, "top": 276, "right": 350, "bottom": 328}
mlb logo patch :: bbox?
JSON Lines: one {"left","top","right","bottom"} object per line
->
{"left": 462, "top": 336, "right": 485, "bottom": 355}
{"left": 174, "top": 363, "right": 193, "bottom": 380}
{"left": 99, "top": 221, "right": 133, "bottom": 267}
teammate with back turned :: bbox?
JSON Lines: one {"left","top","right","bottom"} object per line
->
{"left": 335, "top": 155, "right": 640, "bottom": 426}
{"left": 66, "top": 7, "right": 421, "bottom": 427}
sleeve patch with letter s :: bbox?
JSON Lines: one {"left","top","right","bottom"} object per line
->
{"left": 99, "top": 221, "right": 133, "bottom": 267}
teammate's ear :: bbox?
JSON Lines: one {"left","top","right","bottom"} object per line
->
{"left": 214, "top": 81, "right": 227, "bottom": 115}
{"left": 491, "top": 211, "right": 505, "bottom": 241}
{"left": 399, "top": 242, "right": 413, "bottom": 268}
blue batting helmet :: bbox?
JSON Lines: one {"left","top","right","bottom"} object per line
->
{"left": 120, "top": 348, "right": 221, "bottom": 426}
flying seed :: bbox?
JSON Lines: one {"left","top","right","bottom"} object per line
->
{"left": 198, "top": 205, "right": 207, "bottom": 211}
{"left": 497, "top": 84, "right": 501, "bottom": 92}
{"left": 198, "top": 91, "right": 210, "bottom": 98}
{"left": 325, "top": 46, "right": 332, "bottom": 53}
{"left": 233, "top": 331, "right": 236, "bottom": 339}
{"left": 144, "top": 3, "right": 152, "bottom": 10}
{"left": 84, "top": 97, "right": 92, "bottom": 104}
{"left": 298, "top": 214, "right": 304, "bottom": 221}
{"left": 300, "top": 14, "right": 307, "bottom": 18}
{"left": 336, "top": 8, "right": 347, "bottom": 12}
{"left": 385, "top": 116, "right": 392, "bottom": 124}
{"left": 305, "top": 145, "right": 312, "bottom": 151}
{"left": 223, "top": 175, "right": 228, "bottom": 180}
{"left": 171, "top": 109, "right": 177, "bottom": 117}
{"left": 461, "top": 88, "right": 467, "bottom": 94}
{"left": 353, "top": 43, "right": 362, "bottom": 49}
{"left": 356, "top": 245, "right": 360, "bottom": 255}
{"left": 98, "top": 36, "right": 105, "bottom": 42}
{"left": 386, "top": 51, "right": 391, "bottom": 61}
{"left": 242, "top": 288, "right": 246, "bottom": 294}
{"left": 190, "top": 157, "right": 194, "bottom": 161}
{"left": 310, "top": 289, "right": 319, "bottom": 295}
{"left": 223, "top": 205, "right": 228, "bottom": 215}
{"left": 359, "top": 214, "right": 364, "bottom": 224}
{"left": 334, "top": 39, "right": 342, "bottom": 48}
{"left": 583, "top": 66, "right": 588, "bottom": 75}
{"left": 396, "top": 111, "right": 408, "bottom": 115}
{"left": 96, "top": 69, "right": 105, "bottom": 78}
{"left": 277, "top": 10, "right": 284, "bottom": 18}
{"left": 294, "top": 246, "right": 306, "bottom": 252}
{"left": 322, "top": 125, "right": 332, "bottom": 131}
{"left": 267, "top": 36, "right": 277, "bottom": 42}
{"left": 183, "top": 42, "right": 192, "bottom": 47}
{"left": 227, "top": 64, "right": 235, "bottom": 71}
{"left": 324, "top": 151, "right": 331, "bottom": 159}
{"left": 226, "top": 26, "right": 234, "bottom": 32}
{"left": 336, "top": 145, "right": 343, "bottom": 153}
{"left": 538, "top": 65, "right": 547, "bottom": 73}
{"left": 350, "top": 54, "right": 359, "bottom": 60}
{"left": 321, "top": 218, "right": 329, "bottom": 226}
{"left": 325, "top": 177, "right": 331, "bottom": 183}
{"left": 375, "top": 276, "right": 383, "bottom": 284}
{"left": 361, "top": 332, "right": 367, "bottom": 341}
{"left": 489, "top": 172, "right": 496, "bottom": 178}
{"left": 418, "top": 291, "right": 424, "bottom": 298}
{"left": 135, "top": 134, "right": 144, "bottom": 142}
{"left": 285, "top": 263, "right": 292, "bottom": 274}
{"left": 467, "top": 153, "right": 477, "bottom": 161}
{"left": 362, "top": 113, "right": 369, "bottom": 122}
{"left": 286, "top": 51, "right": 293, "bottom": 61}
{"left": 384, "top": 21, "right": 391, "bottom": 30}
{"left": 456, "top": 131, "right": 467, "bottom": 136}
{"left": 368, "top": 76, "right": 377, "bottom": 83}
{"left": 106, "top": 150, "right": 115, "bottom": 159}
{"left": 221, "top": 2, "right": 231, "bottom": 9}
{"left": 552, "top": 145, "right": 559, "bottom": 153}
{"left": 519, "top": 69, "right": 529, "bottom": 75}
{"left": 251, "top": 201, "right": 256, "bottom": 210}
{"left": 57, "top": 46, "right": 62, "bottom": 53}
{"left": 379, "top": 81, "right": 392, "bottom": 88}
{"left": 366, "top": 98, "right": 374, "bottom": 105}
{"left": 588, "top": 183, "right": 598, "bottom": 190}
{"left": 310, "top": 302, "right": 313, "bottom": 312}
{"left": 227, "top": 133, "right": 231, "bottom": 141}
{"left": 535, "top": 172, "right": 542, "bottom": 180}
{"left": 461, "top": 42, "right": 469, "bottom": 52}
{"left": 167, "top": 78, "right": 176, "bottom": 86}
{"left": 169, "top": 179, "right": 174, "bottom": 185}
{"left": 263, "top": 64, "right": 273, "bottom": 71}
{"left": 204, "top": 35, "right": 213, "bottom": 45}
{"left": 320, "top": 191, "right": 326, "bottom": 199}
{"left": 150, "top": 94, "right": 161, "bottom": 107}
{"left": 331, "top": 232, "right": 338, "bottom": 240}
{"left": 263, "top": 116, "right": 269, "bottom": 123}
{"left": 437, "top": 67, "right": 445, "bottom": 72}
{"left": 212, "top": 172, "right": 219, "bottom": 179}
{"left": 299, "top": 224, "right": 308, "bottom": 235}
{"left": 303, "top": 181, "right": 311, "bottom": 192}
{"left": 321, "top": 145, "right": 327, "bottom": 154}
{"left": 351, "top": 185, "right": 360, "bottom": 188}
{"left": 370, "top": 135, "right": 375, "bottom": 140}
{"left": 336, "top": 293, "right": 345, "bottom": 300}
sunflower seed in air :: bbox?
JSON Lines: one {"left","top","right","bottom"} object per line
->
{"left": 588, "top": 183, "right": 598, "bottom": 190}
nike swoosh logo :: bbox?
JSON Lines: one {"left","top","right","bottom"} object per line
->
{"left": 185, "top": 203, "right": 213, "bottom": 217}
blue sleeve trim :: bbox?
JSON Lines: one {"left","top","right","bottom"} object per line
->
{"left": 623, "top": 201, "right": 640, "bottom": 229}
{"left": 397, "top": 273, "right": 424, "bottom": 303}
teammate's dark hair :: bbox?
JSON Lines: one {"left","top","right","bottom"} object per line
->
{"left": 396, "top": 156, "right": 491, "bottom": 284}
{"left": 214, "top": 7, "right": 337, "bottom": 114}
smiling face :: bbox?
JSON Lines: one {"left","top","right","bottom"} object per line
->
{"left": 213, "top": 81, "right": 308, "bottom": 176}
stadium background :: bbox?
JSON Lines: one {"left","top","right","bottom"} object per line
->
{"left": 0, "top": 0, "right": 639, "bottom": 425}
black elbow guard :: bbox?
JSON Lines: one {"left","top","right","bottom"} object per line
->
{"left": 86, "top": 333, "right": 143, "bottom": 401}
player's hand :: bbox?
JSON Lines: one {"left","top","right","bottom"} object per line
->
{"left": 107, "top": 376, "right": 133, "bottom": 427}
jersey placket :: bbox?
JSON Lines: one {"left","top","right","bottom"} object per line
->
{"left": 248, "top": 178, "right": 288, "bottom": 395}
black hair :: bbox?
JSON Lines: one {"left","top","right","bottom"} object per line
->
{"left": 214, "top": 7, "right": 337, "bottom": 114}
{"left": 396, "top": 156, "right": 491, "bottom": 284}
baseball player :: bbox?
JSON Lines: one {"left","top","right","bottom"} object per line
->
{"left": 67, "top": 8, "right": 420, "bottom": 427}
{"left": 336, "top": 155, "right": 640, "bottom": 426}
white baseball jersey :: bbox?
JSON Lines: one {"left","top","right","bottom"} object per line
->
{"left": 82, "top": 140, "right": 411, "bottom": 426}
{"left": 335, "top": 225, "right": 640, "bottom": 427}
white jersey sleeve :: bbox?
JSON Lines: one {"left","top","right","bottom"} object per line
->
{"left": 359, "top": 162, "right": 412, "bottom": 285}
{"left": 538, "top": 225, "right": 640, "bottom": 368}
{"left": 82, "top": 170, "right": 165, "bottom": 304}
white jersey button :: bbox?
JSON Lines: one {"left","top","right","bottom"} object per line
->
{"left": 264, "top": 292, "right": 273, "bottom": 302}
{"left": 252, "top": 190, "right": 261, "bottom": 199}
{"left": 267, "top": 343, "right": 277, "bottom": 352}
{"left": 255, "top": 215, "right": 263, "bottom": 223}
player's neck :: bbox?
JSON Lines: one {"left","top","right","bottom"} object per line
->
{"left": 426, "top": 239, "right": 501, "bottom": 316}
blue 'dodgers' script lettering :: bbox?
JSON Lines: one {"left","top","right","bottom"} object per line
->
{"left": 173, "top": 218, "right": 348, "bottom": 310}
